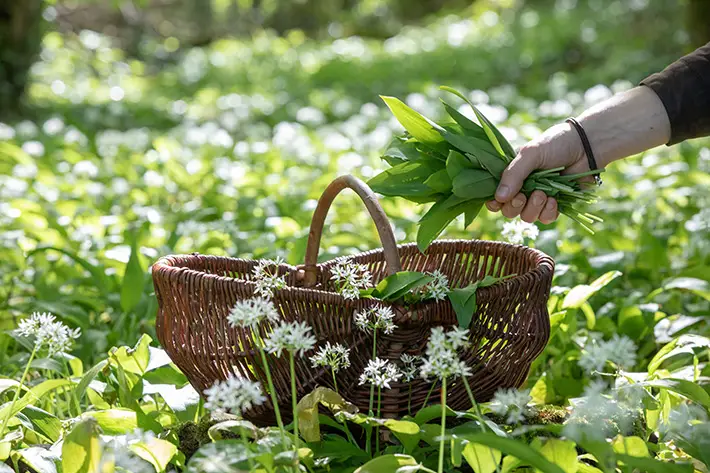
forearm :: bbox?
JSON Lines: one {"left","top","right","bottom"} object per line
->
{"left": 574, "top": 86, "right": 671, "bottom": 168}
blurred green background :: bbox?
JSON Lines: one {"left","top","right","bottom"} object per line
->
{"left": 1, "top": 0, "right": 709, "bottom": 363}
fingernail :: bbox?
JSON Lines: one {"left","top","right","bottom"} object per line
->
{"left": 545, "top": 200, "right": 555, "bottom": 210}
{"left": 512, "top": 197, "right": 525, "bottom": 208}
{"left": 532, "top": 194, "right": 545, "bottom": 206}
{"left": 496, "top": 185, "right": 510, "bottom": 200}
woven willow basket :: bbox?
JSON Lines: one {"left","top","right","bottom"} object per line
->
{"left": 152, "top": 175, "right": 554, "bottom": 424}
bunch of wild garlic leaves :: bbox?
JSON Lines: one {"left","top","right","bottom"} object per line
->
{"left": 368, "top": 87, "right": 603, "bottom": 251}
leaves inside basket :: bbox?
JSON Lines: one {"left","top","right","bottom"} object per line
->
{"left": 370, "top": 271, "right": 434, "bottom": 301}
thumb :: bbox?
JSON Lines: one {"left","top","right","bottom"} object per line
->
{"left": 494, "top": 146, "right": 542, "bottom": 203}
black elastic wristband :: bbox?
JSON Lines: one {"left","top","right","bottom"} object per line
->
{"left": 565, "top": 117, "right": 603, "bottom": 186}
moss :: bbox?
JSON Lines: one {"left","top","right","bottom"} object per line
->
{"left": 177, "top": 413, "right": 242, "bottom": 461}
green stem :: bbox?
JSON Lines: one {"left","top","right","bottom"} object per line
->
{"left": 421, "top": 382, "right": 436, "bottom": 410}
{"left": 0, "top": 345, "right": 38, "bottom": 439}
{"left": 289, "top": 352, "right": 299, "bottom": 454}
{"left": 375, "top": 386, "right": 381, "bottom": 456}
{"left": 438, "top": 377, "right": 447, "bottom": 473}
{"left": 331, "top": 368, "right": 339, "bottom": 394}
{"left": 366, "top": 330, "right": 378, "bottom": 455}
{"left": 62, "top": 357, "right": 81, "bottom": 417}
{"left": 407, "top": 384, "right": 413, "bottom": 416}
{"left": 257, "top": 343, "right": 287, "bottom": 448}
{"left": 462, "top": 376, "right": 501, "bottom": 473}
{"left": 240, "top": 427, "right": 256, "bottom": 470}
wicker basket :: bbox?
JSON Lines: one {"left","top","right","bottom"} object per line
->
{"left": 152, "top": 175, "right": 554, "bottom": 424}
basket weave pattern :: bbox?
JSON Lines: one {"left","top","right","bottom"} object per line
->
{"left": 152, "top": 176, "right": 554, "bottom": 423}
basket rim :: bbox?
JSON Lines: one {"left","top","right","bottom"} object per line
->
{"left": 151, "top": 239, "right": 554, "bottom": 304}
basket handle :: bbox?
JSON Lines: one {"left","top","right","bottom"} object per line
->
{"left": 300, "top": 175, "right": 402, "bottom": 287}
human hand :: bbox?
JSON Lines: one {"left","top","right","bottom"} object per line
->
{"left": 485, "top": 122, "right": 588, "bottom": 224}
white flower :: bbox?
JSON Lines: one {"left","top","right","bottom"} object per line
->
{"left": 488, "top": 388, "right": 533, "bottom": 424}
{"left": 310, "top": 342, "right": 351, "bottom": 372}
{"left": 14, "top": 312, "right": 81, "bottom": 356}
{"left": 353, "top": 306, "right": 397, "bottom": 334}
{"left": 329, "top": 259, "right": 372, "bottom": 300}
{"left": 501, "top": 219, "right": 539, "bottom": 245}
{"left": 100, "top": 429, "right": 155, "bottom": 473}
{"left": 400, "top": 354, "right": 421, "bottom": 383}
{"left": 264, "top": 321, "right": 316, "bottom": 358}
{"left": 204, "top": 375, "right": 266, "bottom": 416}
{"left": 227, "top": 297, "right": 280, "bottom": 328}
{"left": 578, "top": 333, "right": 637, "bottom": 374}
{"left": 422, "top": 270, "right": 449, "bottom": 301}
{"left": 563, "top": 381, "right": 637, "bottom": 442}
{"left": 358, "top": 358, "right": 402, "bottom": 389}
{"left": 420, "top": 327, "right": 471, "bottom": 380}
{"left": 252, "top": 257, "right": 287, "bottom": 298}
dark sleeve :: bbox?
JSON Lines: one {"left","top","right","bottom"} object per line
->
{"left": 640, "top": 42, "right": 710, "bottom": 145}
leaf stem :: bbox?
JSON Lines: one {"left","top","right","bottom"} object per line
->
{"left": 0, "top": 344, "right": 38, "bottom": 439}
{"left": 438, "top": 377, "right": 447, "bottom": 473}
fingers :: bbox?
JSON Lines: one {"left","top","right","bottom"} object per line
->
{"left": 494, "top": 146, "right": 543, "bottom": 203}
{"left": 501, "top": 193, "right": 527, "bottom": 219}
{"left": 487, "top": 193, "right": 560, "bottom": 225}
{"left": 520, "top": 190, "right": 547, "bottom": 223}
{"left": 539, "top": 197, "right": 559, "bottom": 224}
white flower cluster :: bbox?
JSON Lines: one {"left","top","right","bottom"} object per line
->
{"left": 100, "top": 429, "right": 156, "bottom": 473}
{"left": 358, "top": 358, "right": 402, "bottom": 389}
{"left": 310, "top": 342, "right": 351, "bottom": 372}
{"left": 488, "top": 388, "right": 534, "bottom": 424}
{"left": 400, "top": 354, "right": 422, "bottom": 382}
{"left": 14, "top": 312, "right": 81, "bottom": 356}
{"left": 501, "top": 219, "right": 539, "bottom": 245}
{"left": 420, "top": 327, "right": 471, "bottom": 380}
{"left": 330, "top": 259, "right": 372, "bottom": 300}
{"left": 252, "top": 257, "right": 287, "bottom": 298}
{"left": 422, "top": 270, "right": 450, "bottom": 301}
{"left": 227, "top": 297, "right": 280, "bottom": 328}
{"left": 578, "top": 333, "right": 637, "bottom": 374}
{"left": 354, "top": 306, "right": 397, "bottom": 335}
{"left": 264, "top": 321, "right": 317, "bottom": 357}
{"left": 204, "top": 375, "right": 267, "bottom": 416}
{"left": 563, "top": 380, "right": 639, "bottom": 442}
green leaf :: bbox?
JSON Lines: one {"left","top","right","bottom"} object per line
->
{"left": 441, "top": 101, "right": 487, "bottom": 139}
{"left": 641, "top": 378, "right": 710, "bottom": 409}
{"left": 447, "top": 149, "right": 476, "bottom": 179}
{"left": 81, "top": 409, "right": 138, "bottom": 435}
{"left": 12, "top": 447, "right": 59, "bottom": 473}
{"left": 462, "top": 443, "right": 502, "bottom": 473}
{"left": 537, "top": 438, "right": 577, "bottom": 473}
{"left": 616, "top": 455, "right": 693, "bottom": 473}
{"left": 413, "top": 404, "right": 457, "bottom": 425}
{"left": 381, "top": 96, "right": 445, "bottom": 146}
{"left": 21, "top": 406, "right": 62, "bottom": 442}
{"left": 648, "top": 335, "right": 710, "bottom": 375}
{"left": 354, "top": 454, "right": 419, "bottom": 473}
{"left": 663, "top": 277, "right": 710, "bottom": 301}
{"left": 441, "top": 86, "right": 516, "bottom": 159}
{"left": 369, "top": 161, "right": 443, "bottom": 197}
{"left": 424, "top": 169, "right": 453, "bottom": 193}
{"left": 610, "top": 435, "right": 649, "bottom": 457}
{"left": 416, "top": 196, "right": 469, "bottom": 252}
{"left": 0, "top": 379, "right": 73, "bottom": 423}
{"left": 296, "top": 387, "right": 357, "bottom": 442}
{"left": 130, "top": 437, "right": 178, "bottom": 473}
{"left": 464, "top": 200, "right": 485, "bottom": 228}
{"left": 561, "top": 271, "right": 622, "bottom": 309}
{"left": 458, "top": 433, "right": 566, "bottom": 473}
{"left": 120, "top": 234, "right": 146, "bottom": 313}
{"left": 62, "top": 419, "right": 102, "bottom": 473}
{"left": 383, "top": 139, "right": 428, "bottom": 165}
{"left": 440, "top": 128, "right": 502, "bottom": 163}
{"left": 383, "top": 419, "right": 420, "bottom": 454}
{"left": 75, "top": 359, "right": 109, "bottom": 402}
{"left": 452, "top": 170, "right": 498, "bottom": 200}
{"left": 372, "top": 271, "right": 433, "bottom": 301}
{"left": 110, "top": 334, "right": 152, "bottom": 375}
{"left": 449, "top": 284, "right": 479, "bottom": 328}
